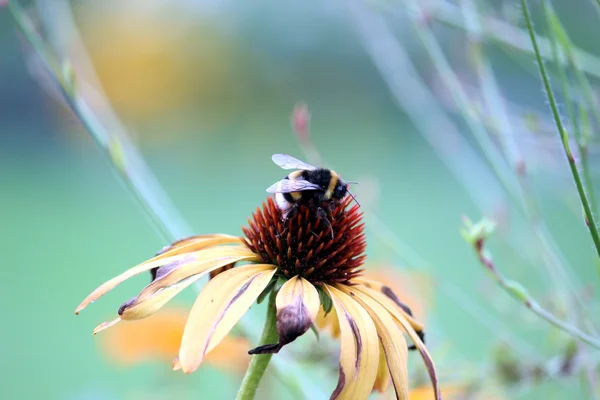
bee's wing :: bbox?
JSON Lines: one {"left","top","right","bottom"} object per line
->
{"left": 266, "top": 179, "right": 322, "bottom": 193}
{"left": 272, "top": 154, "right": 318, "bottom": 170}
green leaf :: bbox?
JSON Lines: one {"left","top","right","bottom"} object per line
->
{"left": 310, "top": 324, "right": 320, "bottom": 341}
{"left": 317, "top": 286, "right": 333, "bottom": 316}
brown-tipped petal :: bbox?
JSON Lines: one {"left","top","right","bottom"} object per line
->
{"left": 338, "top": 285, "right": 409, "bottom": 400}
{"left": 354, "top": 283, "right": 425, "bottom": 334}
{"left": 93, "top": 318, "right": 121, "bottom": 335}
{"left": 119, "top": 276, "right": 201, "bottom": 320}
{"left": 75, "top": 252, "right": 199, "bottom": 315}
{"left": 354, "top": 286, "right": 440, "bottom": 400}
{"left": 250, "top": 276, "right": 320, "bottom": 354}
{"left": 178, "top": 264, "right": 277, "bottom": 374}
{"left": 134, "top": 247, "right": 258, "bottom": 304}
{"left": 325, "top": 285, "right": 379, "bottom": 400}
{"left": 75, "top": 244, "right": 255, "bottom": 315}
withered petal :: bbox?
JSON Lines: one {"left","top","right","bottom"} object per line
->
{"left": 249, "top": 276, "right": 320, "bottom": 354}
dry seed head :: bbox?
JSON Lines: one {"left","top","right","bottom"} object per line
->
{"left": 242, "top": 197, "right": 366, "bottom": 285}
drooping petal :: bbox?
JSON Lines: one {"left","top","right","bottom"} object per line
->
{"left": 75, "top": 244, "right": 255, "bottom": 314}
{"left": 337, "top": 285, "right": 409, "bottom": 400}
{"left": 156, "top": 234, "right": 241, "bottom": 257}
{"left": 361, "top": 268, "right": 433, "bottom": 321}
{"left": 325, "top": 285, "right": 379, "bottom": 400}
{"left": 178, "top": 264, "right": 277, "bottom": 374}
{"left": 132, "top": 247, "right": 259, "bottom": 304}
{"left": 354, "top": 286, "right": 441, "bottom": 400}
{"left": 356, "top": 280, "right": 425, "bottom": 340}
{"left": 248, "top": 276, "right": 320, "bottom": 354}
{"left": 119, "top": 276, "right": 200, "bottom": 320}
{"left": 373, "top": 343, "right": 391, "bottom": 394}
{"left": 93, "top": 318, "right": 121, "bottom": 335}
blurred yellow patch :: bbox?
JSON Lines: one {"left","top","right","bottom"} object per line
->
{"left": 75, "top": 2, "right": 240, "bottom": 125}
{"left": 98, "top": 306, "right": 250, "bottom": 373}
{"left": 406, "top": 385, "right": 503, "bottom": 400}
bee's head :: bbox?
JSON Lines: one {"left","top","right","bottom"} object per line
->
{"left": 333, "top": 181, "right": 348, "bottom": 200}
{"left": 338, "top": 179, "right": 360, "bottom": 207}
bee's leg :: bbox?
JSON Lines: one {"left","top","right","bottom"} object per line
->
{"left": 316, "top": 207, "right": 334, "bottom": 239}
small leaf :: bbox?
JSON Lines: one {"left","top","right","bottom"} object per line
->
{"left": 317, "top": 286, "right": 333, "bottom": 315}
{"left": 310, "top": 323, "right": 320, "bottom": 340}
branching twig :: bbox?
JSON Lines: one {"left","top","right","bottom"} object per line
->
{"left": 462, "top": 217, "right": 600, "bottom": 350}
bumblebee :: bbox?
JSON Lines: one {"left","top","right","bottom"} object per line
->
{"left": 266, "top": 154, "right": 358, "bottom": 235}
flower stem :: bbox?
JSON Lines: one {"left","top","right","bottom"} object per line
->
{"left": 521, "top": 0, "right": 600, "bottom": 272}
{"left": 236, "top": 291, "right": 278, "bottom": 400}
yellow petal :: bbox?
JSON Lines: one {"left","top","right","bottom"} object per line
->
{"left": 361, "top": 268, "right": 433, "bottom": 321}
{"left": 178, "top": 264, "right": 277, "bottom": 374}
{"left": 249, "top": 276, "right": 320, "bottom": 354}
{"left": 276, "top": 276, "right": 320, "bottom": 320}
{"left": 155, "top": 234, "right": 241, "bottom": 258}
{"left": 75, "top": 243, "right": 252, "bottom": 314}
{"left": 133, "top": 246, "right": 258, "bottom": 304}
{"left": 317, "top": 304, "right": 341, "bottom": 339}
{"left": 93, "top": 317, "right": 121, "bottom": 335}
{"left": 373, "top": 343, "right": 391, "bottom": 393}
{"left": 354, "top": 284, "right": 425, "bottom": 336}
{"left": 325, "top": 285, "right": 379, "bottom": 400}
{"left": 353, "top": 286, "right": 441, "bottom": 400}
{"left": 338, "top": 285, "right": 409, "bottom": 400}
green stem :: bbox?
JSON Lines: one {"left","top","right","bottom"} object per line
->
{"left": 521, "top": 0, "right": 600, "bottom": 269}
{"left": 542, "top": 2, "right": 598, "bottom": 218}
{"left": 236, "top": 291, "right": 278, "bottom": 400}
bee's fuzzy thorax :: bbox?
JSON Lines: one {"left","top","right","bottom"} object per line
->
{"left": 242, "top": 196, "right": 366, "bottom": 285}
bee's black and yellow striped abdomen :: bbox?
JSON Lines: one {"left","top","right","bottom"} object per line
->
{"left": 282, "top": 169, "right": 340, "bottom": 204}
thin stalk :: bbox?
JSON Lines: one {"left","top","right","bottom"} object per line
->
{"left": 236, "top": 291, "right": 278, "bottom": 400}
{"left": 521, "top": 0, "right": 600, "bottom": 268}
{"left": 405, "top": 0, "right": 600, "bottom": 79}
{"left": 542, "top": 3, "right": 598, "bottom": 216}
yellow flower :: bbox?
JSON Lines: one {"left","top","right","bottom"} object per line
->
{"left": 98, "top": 307, "right": 250, "bottom": 373}
{"left": 76, "top": 197, "right": 440, "bottom": 399}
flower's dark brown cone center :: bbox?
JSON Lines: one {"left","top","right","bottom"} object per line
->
{"left": 242, "top": 197, "right": 366, "bottom": 285}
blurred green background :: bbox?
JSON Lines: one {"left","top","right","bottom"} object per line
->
{"left": 2, "top": 0, "right": 600, "bottom": 399}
